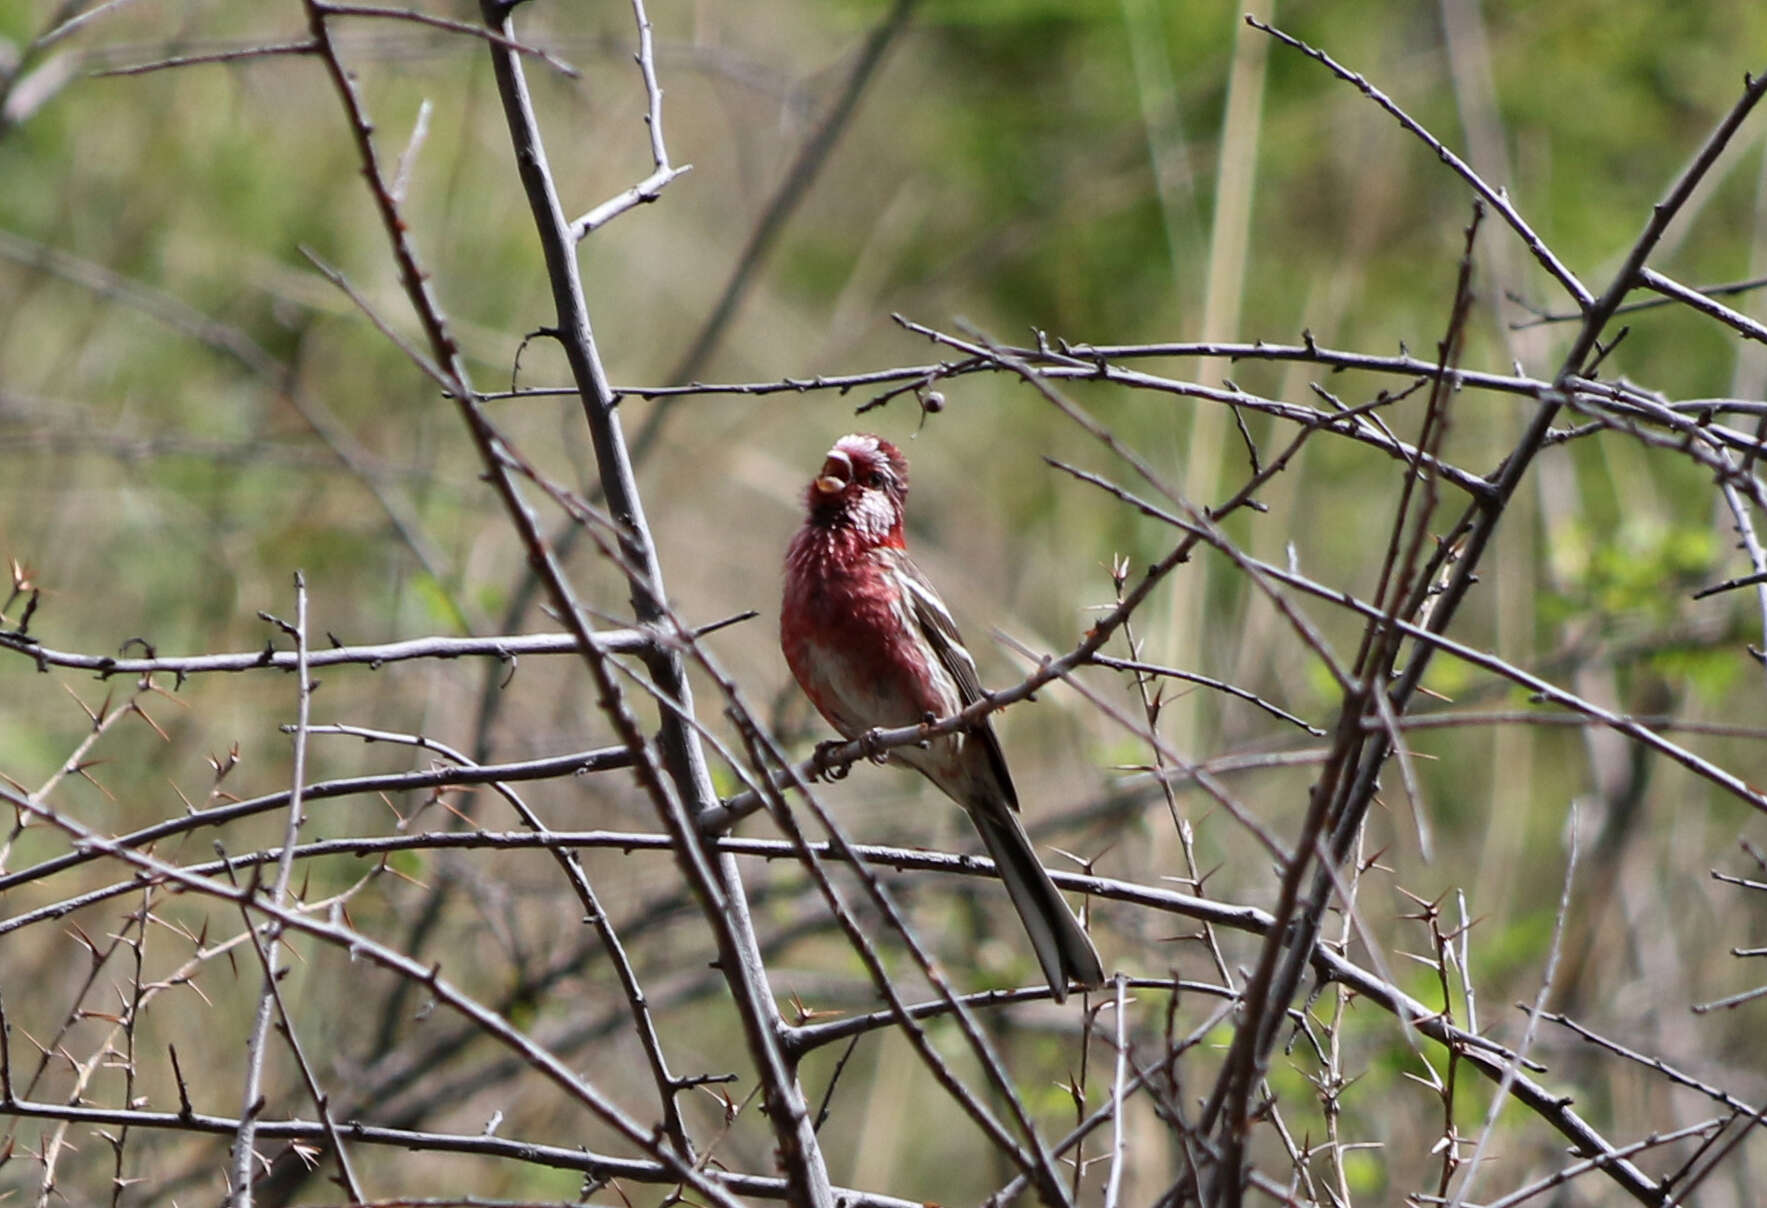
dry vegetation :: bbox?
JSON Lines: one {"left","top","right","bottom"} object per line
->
{"left": 0, "top": 2, "right": 1765, "bottom": 1205}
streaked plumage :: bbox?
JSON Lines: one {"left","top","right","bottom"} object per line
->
{"left": 781, "top": 434, "right": 1104, "bottom": 1000}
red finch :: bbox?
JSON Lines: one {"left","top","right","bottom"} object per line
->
{"left": 781, "top": 434, "right": 1104, "bottom": 1001}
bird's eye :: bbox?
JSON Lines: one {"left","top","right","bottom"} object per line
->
{"left": 861, "top": 470, "right": 882, "bottom": 487}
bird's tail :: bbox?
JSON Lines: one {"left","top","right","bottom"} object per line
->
{"left": 968, "top": 805, "right": 1105, "bottom": 1002}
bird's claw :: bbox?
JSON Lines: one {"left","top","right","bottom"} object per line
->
{"left": 858, "top": 727, "right": 890, "bottom": 764}
{"left": 810, "top": 739, "right": 852, "bottom": 781}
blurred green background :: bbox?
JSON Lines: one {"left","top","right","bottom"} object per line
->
{"left": 2, "top": 0, "right": 1765, "bottom": 1202}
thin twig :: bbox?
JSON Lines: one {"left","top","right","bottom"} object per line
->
{"left": 312, "top": 2, "right": 578, "bottom": 76}
{"left": 94, "top": 39, "right": 318, "bottom": 77}
{"left": 568, "top": 0, "right": 690, "bottom": 236}
{"left": 0, "top": 614, "right": 748, "bottom": 678}
{"left": 1103, "top": 975, "right": 1130, "bottom": 1208}
{"left": 230, "top": 574, "right": 315, "bottom": 1206}
{"left": 1088, "top": 652, "right": 1324, "bottom": 735}
{"left": 1246, "top": 16, "right": 1590, "bottom": 308}
{"left": 1639, "top": 265, "right": 1767, "bottom": 343}
{"left": 0, "top": 744, "right": 636, "bottom": 909}
{"left": 1449, "top": 802, "right": 1582, "bottom": 1207}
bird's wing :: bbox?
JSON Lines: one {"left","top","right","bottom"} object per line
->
{"left": 894, "top": 553, "right": 1020, "bottom": 812}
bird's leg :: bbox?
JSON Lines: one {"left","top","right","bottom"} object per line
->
{"left": 811, "top": 739, "right": 852, "bottom": 781}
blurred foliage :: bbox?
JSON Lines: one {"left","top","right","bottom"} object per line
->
{"left": 2, "top": 0, "right": 1766, "bottom": 1203}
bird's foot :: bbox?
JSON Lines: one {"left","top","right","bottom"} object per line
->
{"left": 810, "top": 739, "right": 852, "bottom": 781}
{"left": 857, "top": 727, "right": 891, "bottom": 764}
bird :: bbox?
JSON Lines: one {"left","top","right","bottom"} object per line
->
{"left": 781, "top": 433, "right": 1105, "bottom": 1001}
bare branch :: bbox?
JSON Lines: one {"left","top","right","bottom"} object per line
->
{"left": 1248, "top": 16, "right": 1591, "bottom": 308}
{"left": 0, "top": 615, "right": 749, "bottom": 679}
{"left": 93, "top": 39, "right": 317, "bottom": 77}
{"left": 568, "top": 0, "right": 689, "bottom": 237}
{"left": 311, "top": 2, "right": 578, "bottom": 76}
{"left": 230, "top": 573, "right": 315, "bottom": 1206}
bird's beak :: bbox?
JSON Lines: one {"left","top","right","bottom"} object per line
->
{"left": 813, "top": 450, "right": 852, "bottom": 495}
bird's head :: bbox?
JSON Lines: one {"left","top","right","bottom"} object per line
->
{"left": 802, "top": 433, "right": 910, "bottom": 543}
